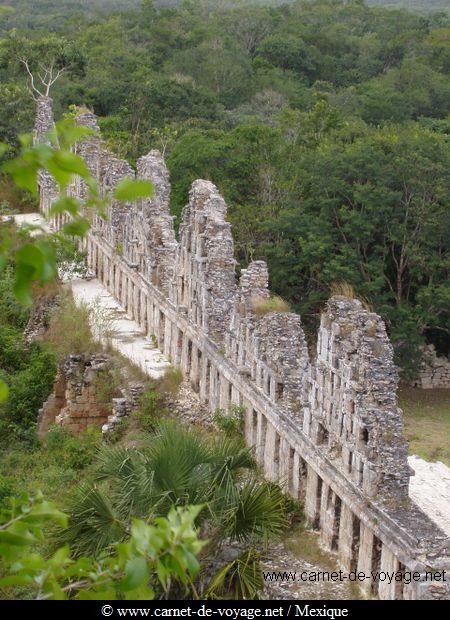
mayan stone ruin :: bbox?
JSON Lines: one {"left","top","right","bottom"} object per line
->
{"left": 35, "top": 96, "right": 449, "bottom": 601}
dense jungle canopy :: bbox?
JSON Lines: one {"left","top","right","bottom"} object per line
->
{"left": 0, "top": 0, "right": 449, "bottom": 376}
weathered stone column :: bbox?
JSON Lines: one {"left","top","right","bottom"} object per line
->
{"left": 163, "top": 315, "right": 172, "bottom": 359}
{"left": 378, "top": 545, "right": 398, "bottom": 600}
{"left": 189, "top": 343, "right": 200, "bottom": 390}
{"left": 278, "top": 437, "right": 292, "bottom": 492}
{"left": 357, "top": 523, "right": 375, "bottom": 596}
{"left": 180, "top": 335, "right": 189, "bottom": 375}
{"left": 338, "top": 503, "right": 358, "bottom": 572}
{"left": 146, "top": 299, "right": 154, "bottom": 335}
{"left": 199, "top": 356, "right": 209, "bottom": 401}
{"left": 231, "top": 385, "right": 241, "bottom": 406}
{"left": 304, "top": 467, "right": 321, "bottom": 526}
{"left": 255, "top": 411, "right": 267, "bottom": 464}
{"left": 243, "top": 405, "right": 254, "bottom": 446}
{"left": 291, "top": 451, "right": 302, "bottom": 499}
{"left": 264, "top": 423, "right": 280, "bottom": 482}
{"left": 320, "top": 485, "right": 335, "bottom": 550}
{"left": 219, "top": 375, "right": 230, "bottom": 409}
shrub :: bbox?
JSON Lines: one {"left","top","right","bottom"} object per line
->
{"left": 45, "top": 291, "right": 98, "bottom": 360}
{"left": 0, "top": 492, "right": 205, "bottom": 601}
{"left": 205, "top": 548, "right": 263, "bottom": 600}
{"left": 0, "top": 343, "right": 56, "bottom": 430}
{"left": 45, "top": 425, "right": 102, "bottom": 470}
{"left": 0, "top": 418, "right": 40, "bottom": 449}
{"left": 60, "top": 421, "right": 285, "bottom": 569}
{"left": 91, "top": 367, "right": 121, "bottom": 412}
{"left": 213, "top": 405, "right": 245, "bottom": 436}
{"left": 0, "top": 266, "right": 30, "bottom": 329}
{"left": 251, "top": 295, "right": 291, "bottom": 315}
{"left": 157, "top": 366, "right": 183, "bottom": 396}
{"left": 0, "top": 475, "right": 16, "bottom": 504}
{"left": 135, "top": 386, "right": 168, "bottom": 431}
{"left": 0, "top": 324, "right": 28, "bottom": 372}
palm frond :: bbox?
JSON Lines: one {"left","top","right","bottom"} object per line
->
{"left": 94, "top": 444, "right": 156, "bottom": 519}
{"left": 61, "top": 481, "right": 128, "bottom": 557}
{"left": 209, "top": 436, "right": 255, "bottom": 485}
{"left": 94, "top": 444, "right": 139, "bottom": 482}
{"left": 205, "top": 549, "right": 263, "bottom": 600}
{"left": 143, "top": 421, "right": 213, "bottom": 504}
{"left": 219, "top": 480, "right": 287, "bottom": 545}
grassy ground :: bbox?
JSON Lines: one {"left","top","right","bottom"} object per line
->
{"left": 0, "top": 426, "right": 102, "bottom": 506}
{"left": 399, "top": 387, "right": 450, "bottom": 466}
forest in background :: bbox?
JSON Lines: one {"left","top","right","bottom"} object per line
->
{"left": 0, "top": 0, "right": 449, "bottom": 377}
{"left": 0, "top": 1, "right": 449, "bottom": 31}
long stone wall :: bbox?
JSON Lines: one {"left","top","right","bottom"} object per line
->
{"left": 35, "top": 97, "right": 449, "bottom": 600}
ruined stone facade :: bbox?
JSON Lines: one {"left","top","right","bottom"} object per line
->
{"left": 36, "top": 97, "right": 449, "bottom": 600}
{"left": 412, "top": 345, "right": 450, "bottom": 390}
{"left": 38, "top": 353, "right": 145, "bottom": 438}
{"left": 38, "top": 355, "right": 112, "bottom": 437}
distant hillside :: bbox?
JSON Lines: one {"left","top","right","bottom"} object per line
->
{"left": 1, "top": 0, "right": 448, "bottom": 29}
{"left": 0, "top": 1, "right": 139, "bottom": 30}
{"left": 367, "top": 1, "right": 449, "bottom": 13}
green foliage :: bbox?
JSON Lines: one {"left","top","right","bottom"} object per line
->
{"left": 218, "top": 480, "right": 286, "bottom": 546}
{"left": 135, "top": 386, "right": 168, "bottom": 431}
{"left": 0, "top": 267, "right": 29, "bottom": 329}
{"left": 133, "top": 367, "right": 182, "bottom": 431}
{"left": 0, "top": 343, "right": 56, "bottom": 429}
{"left": 257, "top": 122, "right": 449, "bottom": 377}
{"left": 58, "top": 420, "right": 287, "bottom": 595}
{"left": 0, "top": 491, "right": 205, "bottom": 600}
{"left": 205, "top": 548, "right": 263, "bottom": 600}
{"left": 44, "top": 292, "right": 98, "bottom": 360}
{"left": 0, "top": 426, "right": 103, "bottom": 507}
{"left": 45, "top": 426, "right": 102, "bottom": 471}
{"left": 114, "top": 178, "right": 154, "bottom": 202}
{"left": 0, "top": 270, "right": 57, "bottom": 435}
{"left": 213, "top": 405, "right": 245, "bottom": 436}
{"left": 2, "top": 32, "right": 86, "bottom": 98}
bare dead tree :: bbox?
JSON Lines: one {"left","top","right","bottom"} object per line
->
{"left": 19, "top": 57, "right": 67, "bottom": 100}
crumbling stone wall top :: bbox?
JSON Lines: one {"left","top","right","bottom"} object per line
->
{"left": 34, "top": 96, "right": 54, "bottom": 143}
{"left": 306, "top": 296, "right": 410, "bottom": 504}
{"left": 170, "top": 179, "right": 236, "bottom": 342}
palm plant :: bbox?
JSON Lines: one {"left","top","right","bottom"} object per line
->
{"left": 58, "top": 420, "right": 287, "bottom": 597}
{"left": 205, "top": 549, "right": 264, "bottom": 600}
{"left": 58, "top": 421, "right": 286, "bottom": 598}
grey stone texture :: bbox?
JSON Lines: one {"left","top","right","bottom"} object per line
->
{"left": 35, "top": 96, "right": 449, "bottom": 600}
{"left": 102, "top": 383, "right": 146, "bottom": 435}
{"left": 38, "top": 355, "right": 111, "bottom": 436}
{"left": 412, "top": 345, "right": 450, "bottom": 389}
